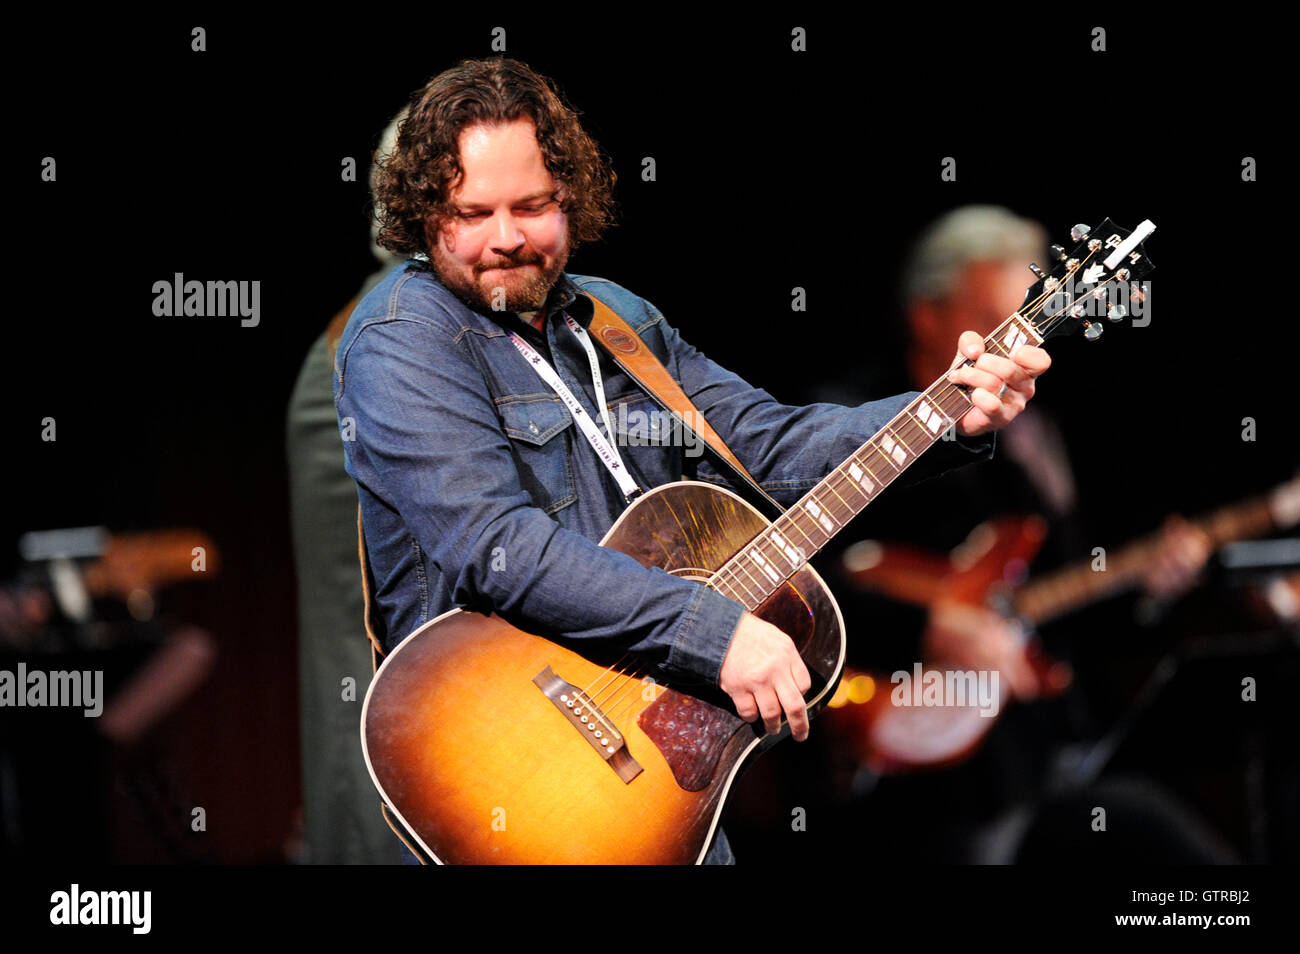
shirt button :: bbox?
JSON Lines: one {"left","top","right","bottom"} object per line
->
{"left": 529, "top": 422, "right": 539, "bottom": 435}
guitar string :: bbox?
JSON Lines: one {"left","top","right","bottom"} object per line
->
{"left": 603, "top": 668, "right": 656, "bottom": 725}
{"left": 575, "top": 250, "right": 1123, "bottom": 727}
{"left": 585, "top": 659, "right": 643, "bottom": 715}
{"left": 583, "top": 657, "right": 637, "bottom": 708}
{"left": 585, "top": 665, "right": 634, "bottom": 712}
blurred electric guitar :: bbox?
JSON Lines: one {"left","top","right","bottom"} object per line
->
{"left": 2, "top": 527, "right": 219, "bottom": 645}
{"left": 362, "top": 219, "right": 1156, "bottom": 863}
{"left": 830, "top": 473, "right": 1300, "bottom": 773}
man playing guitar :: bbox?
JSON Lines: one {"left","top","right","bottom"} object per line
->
{"left": 336, "top": 57, "right": 1049, "bottom": 863}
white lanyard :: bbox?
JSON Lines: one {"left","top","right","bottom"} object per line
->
{"left": 508, "top": 314, "right": 641, "bottom": 501}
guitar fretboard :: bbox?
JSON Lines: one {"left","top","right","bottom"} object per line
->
{"left": 709, "top": 313, "right": 1044, "bottom": 610}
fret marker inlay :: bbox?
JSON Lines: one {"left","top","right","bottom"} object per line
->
{"left": 847, "top": 462, "right": 874, "bottom": 492}
{"left": 804, "top": 499, "right": 835, "bottom": 533}
{"left": 754, "top": 556, "right": 779, "bottom": 583}
{"left": 881, "top": 434, "right": 908, "bottom": 466}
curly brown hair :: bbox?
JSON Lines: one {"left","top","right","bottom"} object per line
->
{"left": 371, "top": 57, "right": 617, "bottom": 259}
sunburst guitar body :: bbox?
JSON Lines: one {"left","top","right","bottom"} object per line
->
{"left": 362, "top": 481, "right": 845, "bottom": 864}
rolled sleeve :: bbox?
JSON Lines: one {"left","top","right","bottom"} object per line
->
{"left": 667, "top": 584, "right": 747, "bottom": 687}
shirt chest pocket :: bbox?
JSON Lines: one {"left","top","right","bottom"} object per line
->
{"left": 606, "top": 393, "right": 681, "bottom": 489}
{"left": 497, "top": 396, "right": 577, "bottom": 515}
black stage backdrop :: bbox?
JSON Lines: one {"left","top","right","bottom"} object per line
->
{"left": 5, "top": 5, "right": 1293, "bottom": 913}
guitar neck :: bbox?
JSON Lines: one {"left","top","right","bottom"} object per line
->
{"left": 1012, "top": 477, "right": 1300, "bottom": 625}
{"left": 708, "top": 313, "right": 1045, "bottom": 610}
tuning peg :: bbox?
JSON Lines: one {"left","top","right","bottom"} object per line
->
{"left": 1082, "top": 320, "right": 1104, "bottom": 341}
{"left": 1070, "top": 223, "right": 1092, "bottom": 242}
{"left": 1107, "top": 303, "right": 1127, "bottom": 322}
{"left": 1050, "top": 244, "right": 1067, "bottom": 260}
{"left": 1028, "top": 263, "right": 1048, "bottom": 280}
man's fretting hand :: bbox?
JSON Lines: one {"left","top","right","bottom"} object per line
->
{"left": 947, "top": 330, "right": 1051, "bottom": 437}
{"left": 719, "top": 611, "right": 813, "bottom": 741}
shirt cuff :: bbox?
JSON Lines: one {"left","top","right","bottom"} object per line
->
{"left": 954, "top": 428, "right": 996, "bottom": 460}
{"left": 664, "top": 584, "right": 747, "bottom": 686}
{"left": 900, "top": 425, "right": 995, "bottom": 487}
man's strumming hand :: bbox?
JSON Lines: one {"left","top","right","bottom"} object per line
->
{"left": 719, "top": 611, "right": 812, "bottom": 741}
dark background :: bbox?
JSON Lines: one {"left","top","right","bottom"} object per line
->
{"left": 8, "top": 12, "right": 1292, "bottom": 863}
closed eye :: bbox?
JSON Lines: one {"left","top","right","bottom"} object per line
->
{"left": 458, "top": 201, "right": 552, "bottom": 220}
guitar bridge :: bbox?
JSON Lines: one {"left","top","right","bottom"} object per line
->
{"left": 532, "top": 666, "right": 643, "bottom": 784}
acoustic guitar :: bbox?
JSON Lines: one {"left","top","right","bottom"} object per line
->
{"left": 362, "top": 218, "right": 1156, "bottom": 863}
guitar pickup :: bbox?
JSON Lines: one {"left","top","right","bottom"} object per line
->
{"left": 533, "top": 666, "right": 643, "bottom": 784}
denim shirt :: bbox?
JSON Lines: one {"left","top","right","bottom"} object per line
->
{"left": 333, "top": 260, "right": 993, "bottom": 683}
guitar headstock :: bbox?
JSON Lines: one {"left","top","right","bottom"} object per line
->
{"left": 1018, "top": 218, "right": 1156, "bottom": 342}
